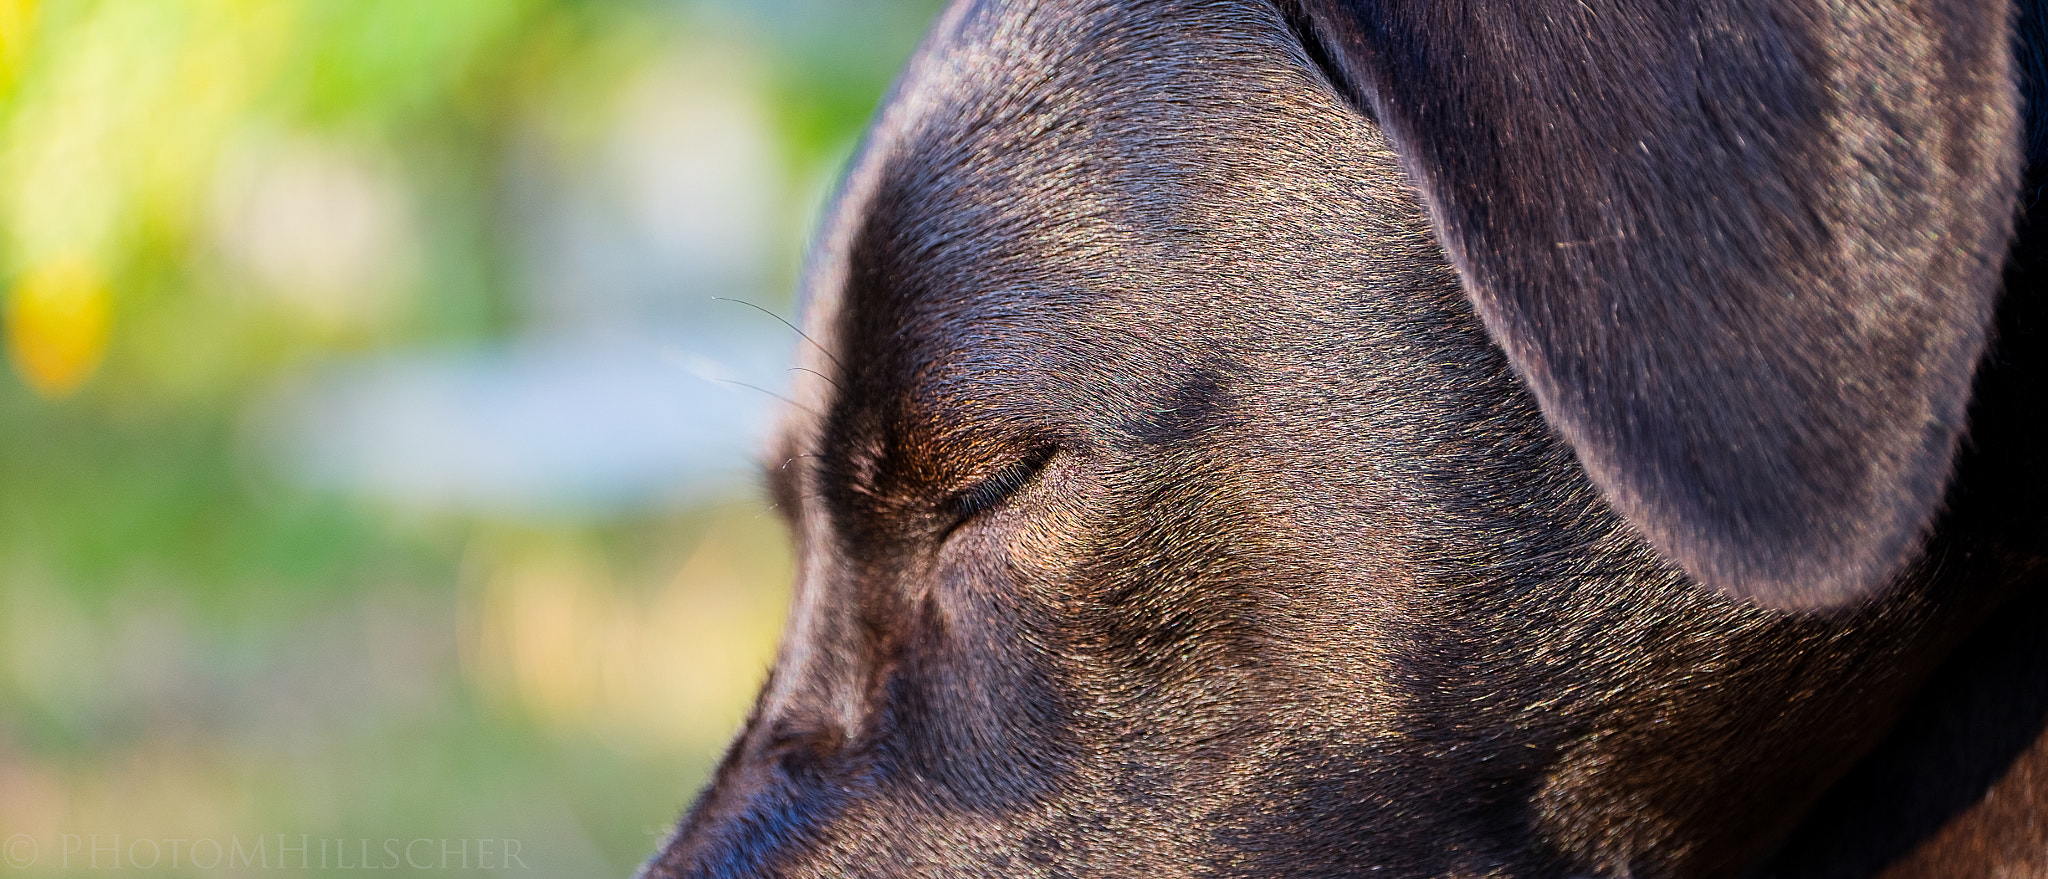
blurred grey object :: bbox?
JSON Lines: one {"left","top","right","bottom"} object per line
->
{"left": 256, "top": 41, "right": 806, "bottom": 515}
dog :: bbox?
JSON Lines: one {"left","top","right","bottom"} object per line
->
{"left": 642, "top": 1, "right": 2048, "bottom": 875}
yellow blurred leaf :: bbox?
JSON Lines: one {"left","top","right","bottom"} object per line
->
{"left": 0, "top": 0, "right": 35, "bottom": 96}
{"left": 5, "top": 257, "right": 111, "bottom": 398}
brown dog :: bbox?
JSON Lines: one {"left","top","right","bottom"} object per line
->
{"left": 643, "top": 0, "right": 2048, "bottom": 875}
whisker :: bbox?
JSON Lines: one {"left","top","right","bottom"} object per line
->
{"left": 789, "top": 366, "right": 841, "bottom": 391}
{"left": 714, "top": 297, "right": 845, "bottom": 376}
{"left": 774, "top": 452, "right": 823, "bottom": 471}
{"left": 716, "top": 378, "right": 819, "bottom": 417}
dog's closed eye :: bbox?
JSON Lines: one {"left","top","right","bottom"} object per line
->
{"left": 944, "top": 445, "right": 1056, "bottom": 527}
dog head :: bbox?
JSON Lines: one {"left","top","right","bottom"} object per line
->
{"left": 643, "top": 0, "right": 2034, "bottom": 875}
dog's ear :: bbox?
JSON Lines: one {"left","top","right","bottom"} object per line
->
{"left": 1292, "top": 0, "right": 2021, "bottom": 609}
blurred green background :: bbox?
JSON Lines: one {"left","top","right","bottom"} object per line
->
{"left": 0, "top": 0, "right": 942, "bottom": 875}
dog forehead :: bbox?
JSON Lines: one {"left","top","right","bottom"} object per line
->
{"left": 789, "top": 0, "right": 1439, "bottom": 429}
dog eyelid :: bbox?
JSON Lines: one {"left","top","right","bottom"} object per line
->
{"left": 943, "top": 445, "right": 1056, "bottom": 525}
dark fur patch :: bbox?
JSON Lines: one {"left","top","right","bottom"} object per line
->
{"left": 1127, "top": 368, "right": 1235, "bottom": 446}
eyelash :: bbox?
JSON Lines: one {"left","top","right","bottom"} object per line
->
{"left": 945, "top": 446, "right": 1056, "bottom": 524}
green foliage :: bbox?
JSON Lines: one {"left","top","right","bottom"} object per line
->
{"left": 0, "top": 0, "right": 942, "bottom": 874}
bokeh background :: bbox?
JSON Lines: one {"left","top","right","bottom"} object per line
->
{"left": 0, "top": 0, "right": 943, "bottom": 874}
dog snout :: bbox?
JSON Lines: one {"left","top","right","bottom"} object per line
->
{"left": 640, "top": 720, "right": 860, "bottom": 879}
